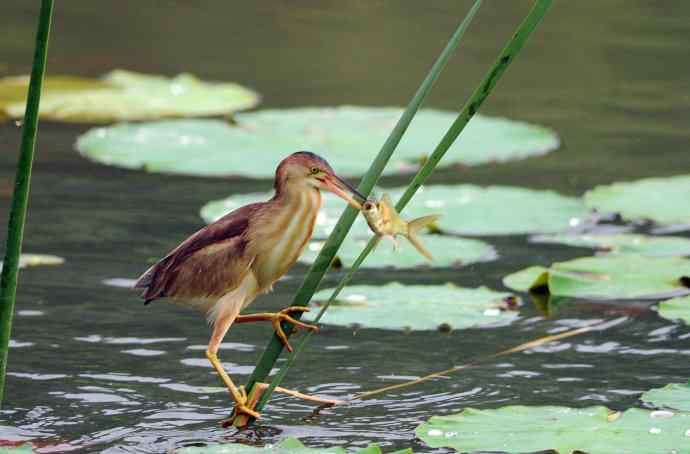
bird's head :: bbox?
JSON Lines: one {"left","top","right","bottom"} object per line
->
{"left": 275, "top": 151, "right": 366, "bottom": 209}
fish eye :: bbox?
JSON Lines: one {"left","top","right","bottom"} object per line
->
{"left": 310, "top": 167, "right": 320, "bottom": 175}
{"left": 363, "top": 201, "right": 374, "bottom": 210}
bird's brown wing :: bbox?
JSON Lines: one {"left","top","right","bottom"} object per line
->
{"left": 135, "top": 203, "right": 262, "bottom": 303}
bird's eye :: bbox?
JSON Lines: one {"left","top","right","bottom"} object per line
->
{"left": 310, "top": 167, "right": 320, "bottom": 175}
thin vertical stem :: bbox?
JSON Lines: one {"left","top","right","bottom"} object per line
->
{"left": 252, "top": 0, "right": 552, "bottom": 421}
{"left": 236, "top": 1, "right": 484, "bottom": 426}
{"left": 0, "top": 0, "right": 55, "bottom": 407}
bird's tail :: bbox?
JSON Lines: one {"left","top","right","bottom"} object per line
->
{"left": 405, "top": 214, "right": 441, "bottom": 261}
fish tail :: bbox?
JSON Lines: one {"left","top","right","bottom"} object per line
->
{"left": 406, "top": 215, "right": 440, "bottom": 261}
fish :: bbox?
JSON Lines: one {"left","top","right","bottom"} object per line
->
{"left": 360, "top": 193, "right": 440, "bottom": 261}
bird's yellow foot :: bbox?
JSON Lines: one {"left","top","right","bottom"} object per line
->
{"left": 232, "top": 385, "right": 261, "bottom": 420}
{"left": 272, "top": 306, "right": 319, "bottom": 352}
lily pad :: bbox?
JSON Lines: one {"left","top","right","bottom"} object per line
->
{"left": 416, "top": 405, "right": 690, "bottom": 454}
{"left": 202, "top": 184, "right": 587, "bottom": 237}
{"left": 531, "top": 233, "right": 690, "bottom": 256}
{"left": 1, "top": 70, "right": 259, "bottom": 122}
{"left": 0, "top": 254, "right": 65, "bottom": 272}
{"left": 584, "top": 175, "right": 690, "bottom": 226}
{"left": 176, "top": 438, "right": 411, "bottom": 454}
{"left": 76, "top": 107, "right": 559, "bottom": 177}
{"left": 641, "top": 383, "right": 690, "bottom": 412}
{"left": 503, "top": 255, "right": 690, "bottom": 300}
{"left": 302, "top": 235, "right": 496, "bottom": 269}
{"left": 304, "top": 283, "right": 519, "bottom": 331}
{"left": 657, "top": 295, "right": 690, "bottom": 325}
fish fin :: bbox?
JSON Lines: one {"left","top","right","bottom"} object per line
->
{"left": 406, "top": 215, "right": 441, "bottom": 261}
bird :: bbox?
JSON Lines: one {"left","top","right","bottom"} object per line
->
{"left": 134, "top": 151, "right": 365, "bottom": 420}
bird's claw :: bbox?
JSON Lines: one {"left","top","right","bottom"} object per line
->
{"left": 272, "top": 306, "right": 319, "bottom": 352}
{"left": 233, "top": 385, "right": 261, "bottom": 420}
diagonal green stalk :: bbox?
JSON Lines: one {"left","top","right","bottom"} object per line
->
{"left": 250, "top": 0, "right": 553, "bottom": 418}
{"left": 0, "top": 0, "right": 55, "bottom": 407}
{"left": 236, "top": 0, "right": 483, "bottom": 424}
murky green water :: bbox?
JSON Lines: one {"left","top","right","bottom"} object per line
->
{"left": 1, "top": 1, "right": 690, "bottom": 452}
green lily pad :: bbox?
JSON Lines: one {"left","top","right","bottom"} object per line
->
{"left": 1, "top": 70, "right": 259, "bottom": 122}
{"left": 176, "top": 438, "right": 412, "bottom": 454}
{"left": 503, "top": 255, "right": 690, "bottom": 300}
{"left": 584, "top": 175, "right": 690, "bottom": 226}
{"left": 657, "top": 295, "right": 690, "bottom": 325}
{"left": 76, "top": 107, "right": 559, "bottom": 177}
{"left": 302, "top": 235, "right": 496, "bottom": 269}
{"left": 0, "top": 445, "right": 35, "bottom": 454}
{"left": 531, "top": 233, "right": 690, "bottom": 256}
{"left": 641, "top": 383, "right": 690, "bottom": 412}
{"left": 416, "top": 405, "right": 690, "bottom": 454}
{"left": 304, "top": 283, "right": 519, "bottom": 331}
{"left": 0, "top": 254, "right": 65, "bottom": 272}
{"left": 201, "top": 184, "right": 587, "bottom": 237}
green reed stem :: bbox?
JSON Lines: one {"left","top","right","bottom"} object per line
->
{"left": 247, "top": 0, "right": 553, "bottom": 421}
{"left": 0, "top": 0, "right": 54, "bottom": 407}
{"left": 234, "top": 1, "right": 484, "bottom": 426}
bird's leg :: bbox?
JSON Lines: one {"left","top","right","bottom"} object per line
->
{"left": 235, "top": 306, "right": 319, "bottom": 352}
{"left": 206, "top": 309, "right": 261, "bottom": 420}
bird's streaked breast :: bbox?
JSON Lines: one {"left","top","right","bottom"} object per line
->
{"left": 252, "top": 188, "right": 320, "bottom": 290}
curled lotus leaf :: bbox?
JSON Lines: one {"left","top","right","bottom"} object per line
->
{"left": 657, "top": 295, "right": 690, "bottom": 326}
{"left": 503, "top": 255, "right": 690, "bottom": 300}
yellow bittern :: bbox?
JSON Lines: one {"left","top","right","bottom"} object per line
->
{"left": 134, "top": 151, "right": 365, "bottom": 419}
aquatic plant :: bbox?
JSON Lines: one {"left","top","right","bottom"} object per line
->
{"left": 0, "top": 0, "right": 54, "bottom": 406}
{"left": 235, "top": 0, "right": 553, "bottom": 427}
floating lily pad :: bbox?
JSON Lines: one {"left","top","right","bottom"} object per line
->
{"left": 201, "top": 184, "right": 587, "bottom": 237}
{"left": 302, "top": 235, "right": 496, "bottom": 269}
{"left": 657, "top": 295, "right": 690, "bottom": 325}
{"left": 1, "top": 70, "right": 259, "bottom": 122}
{"left": 584, "top": 175, "right": 690, "bottom": 226}
{"left": 531, "top": 233, "right": 690, "bottom": 256}
{"left": 0, "top": 254, "right": 65, "bottom": 272}
{"left": 76, "top": 107, "right": 559, "bottom": 177}
{"left": 641, "top": 383, "right": 690, "bottom": 412}
{"left": 304, "top": 283, "right": 519, "bottom": 331}
{"left": 176, "top": 438, "right": 411, "bottom": 454}
{"left": 416, "top": 405, "right": 690, "bottom": 454}
{"left": 503, "top": 255, "right": 690, "bottom": 300}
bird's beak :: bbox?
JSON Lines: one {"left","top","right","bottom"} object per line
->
{"left": 319, "top": 173, "right": 366, "bottom": 210}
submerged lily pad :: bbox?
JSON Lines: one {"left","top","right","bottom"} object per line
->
{"left": 503, "top": 255, "right": 690, "bottom": 300}
{"left": 76, "top": 107, "right": 559, "bottom": 177}
{"left": 304, "top": 283, "right": 519, "bottom": 331}
{"left": 177, "top": 438, "right": 411, "bottom": 454}
{"left": 0, "top": 254, "right": 65, "bottom": 272}
{"left": 531, "top": 233, "right": 690, "bottom": 256}
{"left": 657, "top": 295, "right": 690, "bottom": 325}
{"left": 302, "top": 235, "right": 496, "bottom": 269}
{"left": 584, "top": 175, "right": 690, "bottom": 226}
{"left": 641, "top": 383, "right": 690, "bottom": 412}
{"left": 416, "top": 405, "right": 690, "bottom": 454}
{"left": 1, "top": 70, "right": 259, "bottom": 122}
{"left": 201, "top": 184, "right": 587, "bottom": 237}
